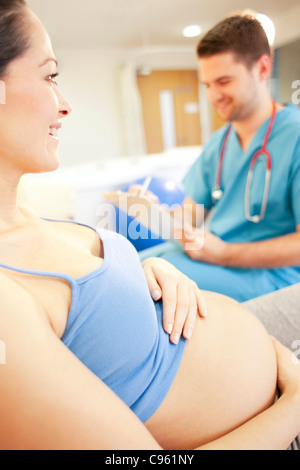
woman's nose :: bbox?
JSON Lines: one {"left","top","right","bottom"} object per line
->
{"left": 59, "top": 99, "right": 72, "bottom": 117}
{"left": 59, "top": 106, "right": 72, "bottom": 117}
{"left": 57, "top": 89, "right": 72, "bottom": 117}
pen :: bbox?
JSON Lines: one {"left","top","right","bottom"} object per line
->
{"left": 139, "top": 177, "right": 152, "bottom": 198}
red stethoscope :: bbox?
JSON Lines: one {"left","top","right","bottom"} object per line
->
{"left": 211, "top": 100, "right": 277, "bottom": 223}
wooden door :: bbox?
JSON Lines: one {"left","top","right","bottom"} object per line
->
{"left": 211, "top": 106, "right": 226, "bottom": 132}
{"left": 137, "top": 70, "right": 202, "bottom": 154}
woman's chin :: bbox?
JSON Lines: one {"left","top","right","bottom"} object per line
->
{"left": 26, "top": 154, "right": 60, "bottom": 175}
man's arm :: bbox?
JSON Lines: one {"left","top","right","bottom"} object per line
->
{"left": 175, "top": 225, "right": 300, "bottom": 268}
{"left": 222, "top": 225, "right": 300, "bottom": 268}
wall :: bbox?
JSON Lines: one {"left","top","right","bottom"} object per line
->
{"left": 52, "top": 46, "right": 200, "bottom": 167}
{"left": 52, "top": 38, "right": 300, "bottom": 169}
{"left": 276, "top": 39, "right": 300, "bottom": 107}
{"left": 54, "top": 48, "right": 127, "bottom": 167}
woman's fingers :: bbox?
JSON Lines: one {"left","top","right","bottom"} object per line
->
{"left": 196, "top": 288, "right": 208, "bottom": 319}
{"left": 182, "top": 286, "right": 198, "bottom": 341}
{"left": 164, "top": 282, "right": 205, "bottom": 344}
{"left": 142, "top": 258, "right": 207, "bottom": 344}
{"left": 161, "top": 281, "right": 178, "bottom": 338}
{"left": 169, "top": 283, "right": 191, "bottom": 344}
{"left": 142, "top": 262, "right": 162, "bottom": 301}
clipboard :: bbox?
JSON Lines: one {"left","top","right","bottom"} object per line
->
{"left": 103, "top": 191, "right": 187, "bottom": 242}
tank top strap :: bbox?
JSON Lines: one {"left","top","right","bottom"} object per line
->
{"left": 0, "top": 217, "right": 100, "bottom": 286}
{"left": 0, "top": 260, "right": 78, "bottom": 288}
{"left": 0, "top": 261, "right": 80, "bottom": 323}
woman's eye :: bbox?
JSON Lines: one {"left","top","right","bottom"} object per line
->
{"left": 47, "top": 73, "right": 59, "bottom": 86}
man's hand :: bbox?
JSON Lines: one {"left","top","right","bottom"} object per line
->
{"left": 173, "top": 228, "right": 228, "bottom": 265}
{"left": 142, "top": 257, "right": 207, "bottom": 344}
{"left": 128, "top": 184, "right": 160, "bottom": 204}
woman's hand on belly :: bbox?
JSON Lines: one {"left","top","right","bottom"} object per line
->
{"left": 142, "top": 257, "right": 207, "bottom": 344}
{"left": 145, "top": 291, "right": 278, "bottom": 450}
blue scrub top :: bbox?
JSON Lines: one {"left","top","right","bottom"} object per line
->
{"left": 183, "top": 104, "right": 300, "bottom": 243}
{"left": 140, "top": 104, "right": 300, "bottom": 302}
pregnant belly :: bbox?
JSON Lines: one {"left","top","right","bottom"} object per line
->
{"left": 145, "top": 291, "right": 277, "bottom": 450}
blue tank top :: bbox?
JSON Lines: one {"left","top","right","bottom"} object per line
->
{"left": 0, "top": 220, "right": 186, "bottom": 422}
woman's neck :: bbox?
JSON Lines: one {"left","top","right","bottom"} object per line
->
{"left": 0, "top": 174, "right": 29, "bottom": 231}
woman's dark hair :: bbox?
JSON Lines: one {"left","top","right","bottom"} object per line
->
{"left": 197, "top": 15, "right": 271, "bottom": 69}
{"left": 0, "top": 0, "right": 30, "bottom": 78}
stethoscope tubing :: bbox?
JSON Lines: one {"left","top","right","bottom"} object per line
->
{"left": 212, "top": 100, "right": 277, "bottom": 222}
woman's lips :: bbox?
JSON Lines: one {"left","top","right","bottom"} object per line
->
{"left": 48, "top": 122, "right": 62, "bottom": 140}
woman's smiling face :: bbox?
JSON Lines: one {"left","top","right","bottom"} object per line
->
{"left": 0, "top": 8, "right": 71, "bottom": 177}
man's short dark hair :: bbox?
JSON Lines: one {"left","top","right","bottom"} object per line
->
{"left": 197, "top": 14, "right": 271, "bottom": 68}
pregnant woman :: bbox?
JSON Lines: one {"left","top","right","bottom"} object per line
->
{"left": 0, "top": 0, "right": 299, "bottom": 450}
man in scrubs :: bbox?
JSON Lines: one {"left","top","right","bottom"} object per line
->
{"left": 140, "top": 14, "right": 300, "bottom": 302}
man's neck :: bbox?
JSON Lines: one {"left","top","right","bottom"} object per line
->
{"left": 232, "top": 97, "right": 276, "bottom": 152}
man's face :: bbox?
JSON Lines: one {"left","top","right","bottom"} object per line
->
{"left": 199, "top": 52, "right": 261, "bottom": 123}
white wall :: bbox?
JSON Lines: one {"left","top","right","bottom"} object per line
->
{"left": 46, "top": 37, "right": 300, "bottom": 171}
{"left": 277, "top": 39, "right": 300, "bottom": 106}
{"left": 54, "top": 48, "right": 127, "bottom": 167}
{"left": 52, "top": 46, "right": 200, "bottom": 167}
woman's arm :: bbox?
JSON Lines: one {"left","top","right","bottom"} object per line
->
{"left": 0, "top": 273, "right": 161, "bottom": 450}
{"left": 197, "top": 339, "right": 300, "bottom": 450}
{"left": 1, "top": 273, "right": 299, "bottom": 450}
{"left": 198, "top": 395, "right": 300, "bottom": 450}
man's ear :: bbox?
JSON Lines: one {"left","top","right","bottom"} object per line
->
{"left": 255, "top": 54, "right": 273, "bottom": 82}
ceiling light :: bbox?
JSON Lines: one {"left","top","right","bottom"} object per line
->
{"left": 257, "top": 13, "right": 276, "bottom": 46}
{"left": 183, "top": 25, "right": 202, "bottom": 38}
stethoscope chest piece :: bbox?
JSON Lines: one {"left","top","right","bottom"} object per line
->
{"left": 211, "top": 187, "right": 223, "bottom": 203}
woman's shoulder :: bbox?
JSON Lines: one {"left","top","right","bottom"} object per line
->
{"left": 0, "top": 268, "right": 160, "bottom": 450}
{"left": 0, "top": 270, "right": 48, "bottom": 328}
